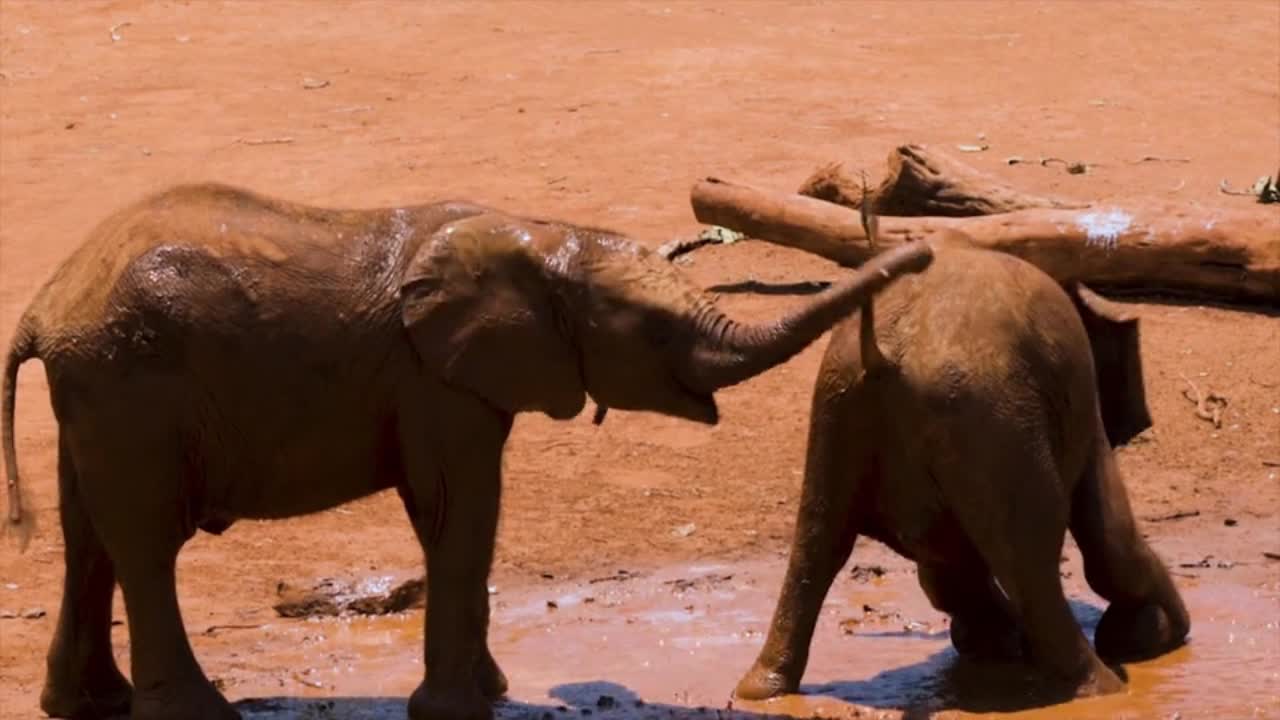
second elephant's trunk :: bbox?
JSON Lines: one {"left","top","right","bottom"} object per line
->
{"left": 685, "top": 241, "right": 933, "bottom": 391}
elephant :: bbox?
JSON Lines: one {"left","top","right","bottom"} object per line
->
{"left": 0, "top": 182, "right": 933, "bottom": 720}
{"left": 733, "top": 232, "right": 1190, "bottom": 705}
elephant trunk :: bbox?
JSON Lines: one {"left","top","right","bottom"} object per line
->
{"left": 685, "top": 241, "right": 933, "bottom": 392}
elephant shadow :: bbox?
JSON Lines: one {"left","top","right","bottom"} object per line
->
{"left": 799, "top": 598, "right": 1116, "bottom": 717}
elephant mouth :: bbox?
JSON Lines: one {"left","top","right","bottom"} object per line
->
{"left": 676, "top": 377, "right": 720, "bottom": 426}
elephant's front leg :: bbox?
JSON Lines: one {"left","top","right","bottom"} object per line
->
{"left": 401, "top": 396, "right": 512, "bottom": 720}
{"left": 394, "top": 485, "right": 507, "bottom": 701}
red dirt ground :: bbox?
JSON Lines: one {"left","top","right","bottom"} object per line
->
{"left": 1, "top": 2, "right": 1277, "bottom": 718}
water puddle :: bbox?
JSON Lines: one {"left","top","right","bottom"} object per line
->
{"left": 229, "top": 550, "right": 1280, "bottom": 719}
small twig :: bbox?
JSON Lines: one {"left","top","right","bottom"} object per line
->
{"left": 657, "top": 235, "right": 718, "bottom": 261}
{"left": 1179, "top": 373, "right": 1227, "bottom": 428}
{"left": 1219, "top": 179, "right": 1256, "bottom": 196}
{"left": 291, "top": 672, "right": 324, "bottom": 689}
{"left": 234, "top": 136, "right": 295, "bottom": 146}
{"left": 203, "top": 623, "right": 263, "bottom": 636}
{"left": 1264, "top": 552, "right": 1280, "bottom": 561}
{"left": 1040, "top": 157, "right": 1093, "bottom": 175}
{"left": 588, "top": 569, "right": 640, "bottom": 584}
{"left": 1142, "top": 509, "right": 1200, "bottom": 523}
{"left": 1218, "top": 174, "right": 1278, "bottom": 202}
{"left": 1128, "top": 155, "right": 1191, "bottom": 164}
{"left": 1263, "top": 460, "right": 1280, "bottom": 468}
{"left": 584, "top": 48, "right": 621, "bottom": 55}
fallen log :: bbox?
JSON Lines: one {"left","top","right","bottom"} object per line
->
{"left": 798, "top": 144, "right": 1089, "bottom": 216}
{"left": 690, "top": 177, "right": 1280, "bottom": 306}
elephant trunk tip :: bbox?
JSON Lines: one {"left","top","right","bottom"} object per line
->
{"left": 684, "top": 240, "right": 933, "bottom": 393}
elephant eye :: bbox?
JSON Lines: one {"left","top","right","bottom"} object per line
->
{"left": 405, "top": 276, "right": 442, "bottom": 297}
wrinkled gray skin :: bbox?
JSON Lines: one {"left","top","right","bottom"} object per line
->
{"left": 735, "top": 235, "right": 1189, "bottom": 704}
{"left": 0, "top": 183, "right": 932, "bottom": 720}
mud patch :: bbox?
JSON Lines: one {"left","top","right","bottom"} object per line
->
{"left": 273, "top": 574, "right": 426, "bottom": 618}
{"left": 233, "top": 546, "right": 1279, "bottom": 719}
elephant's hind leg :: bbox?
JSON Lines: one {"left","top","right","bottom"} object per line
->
{"left": 917, "top": 561, "right": 1023, "bottom": 661}
{"left": 735, "top": 385, "right": 870, "bottom": 701}
{"left": 40, "top": 435, "right": 133, "bottom": 719}
{"left": 1070, "top": 423, "right": 1190, "bottom": 663}
{"left": 72, "top": 424, "right": 239, "bottom": 720}
{"left": 955, "top": 444, "right": 1123, "bottom": 698}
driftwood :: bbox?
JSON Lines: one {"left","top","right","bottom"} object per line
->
{"left": 798, "top": 145, "right": 1088, "bottom": 216}
{"left": 689, "top": 176, "right": 1280, "bottom": 306}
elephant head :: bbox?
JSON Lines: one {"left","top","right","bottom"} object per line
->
{"left": 1070, "top": 283, "right": 1152, "bottom": 447}
{"left": 399, "top": 212, "right": 932, "bottom": 424}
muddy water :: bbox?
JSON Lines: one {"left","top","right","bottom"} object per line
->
{"left": 231, "top": 548, "right": 1279, "bottom": 720}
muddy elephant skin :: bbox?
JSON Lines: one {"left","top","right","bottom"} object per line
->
{"left": 735, "top": 234, "right": 1189, "bottom": 704}
{"left": 0, "top": 183, "right": 932, "bottom": 720}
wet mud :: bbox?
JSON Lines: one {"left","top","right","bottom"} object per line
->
{"left": 230, "top": 543, "right": 1279, "bottom": 720}
{"left": 2, "top": 3, "right": 1277, "bottom": 719}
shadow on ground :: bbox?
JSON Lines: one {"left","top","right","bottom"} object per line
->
{"left": 706, "top": 279, "right": 832, "bottom": 296}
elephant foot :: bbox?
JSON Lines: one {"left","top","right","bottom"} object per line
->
{"left": 949, "top": 614, "right": 1025, "bottom": 661}
{"left": 733, "top": 662, "right": 798, "bottom": 701}
{"left": 40, "top": 665, "right": 133, "bottom": 719}
{"left": 131, "top": 677, "right": 240, "bottom": 720}
{"left": 1095, "top": 602, "right": 1188, "bottom": 663}
{"left": 475, "top": 650, "right": 509, "bottom": 700}
{"left": 409, "top": 682, "right": 493, "bottom": 720}
{"left": 1071, "top": 658, "right": 1126, "bottom": 698}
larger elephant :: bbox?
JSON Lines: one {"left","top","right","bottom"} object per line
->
{"left": 1, "top": 183, "right": 932, "bottom": 720}
{"left": 734, "top": 233, "right": 1189, "bottom": 704}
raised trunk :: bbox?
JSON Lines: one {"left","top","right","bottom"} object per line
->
{"left": 685, "top": 240, "right": 932, "bottom": 391}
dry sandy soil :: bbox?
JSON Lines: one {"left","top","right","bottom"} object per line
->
{"left": 1, "top": 2, "right": 1277, "bottom": 719}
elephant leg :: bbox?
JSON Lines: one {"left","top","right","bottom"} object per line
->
{"left": 469, "top": 584, "right": 507, "bottom": 700}
{"left": 404, "top": 399, "right": 511, "bottom": 720}
{"left": 40, "top": 435, "right": 133, "bottom": 719}
{"left": 72, "top": 430, "right": 238, "bottom": 720}
{"left": 917, "top": 562, "right": 1023, "bottom": 661}
{"left": 1070, "top": 422, "right": 1190, "bottom": 663}
{"left": 735, "top": 392, "right": 865, "bottom": 701}
{"left": 396, "top": 484, "right": 508, "bottom": 701}
{"left": 967, "top": 450, "right": 1123, "bottom": 698}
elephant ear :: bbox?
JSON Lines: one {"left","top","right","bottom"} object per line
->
{"left": 400, "top": 216, "right": 587, "bottom": 420}
{"left": 1070, "top": 283, "right": 1152, "bottom": 447}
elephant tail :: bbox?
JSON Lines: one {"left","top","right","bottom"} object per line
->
{"left": 859, "top": 299, "right": 888, "bottom": 372}
{"left": 3, "top": 314, "right": 39, "bottom": 551}
{"left": 857, "top": 197, "right": 890, "bottom": 373}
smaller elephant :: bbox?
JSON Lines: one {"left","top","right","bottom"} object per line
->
{"left": 735, "top": 233, "right": 1189, "bottom": 704}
